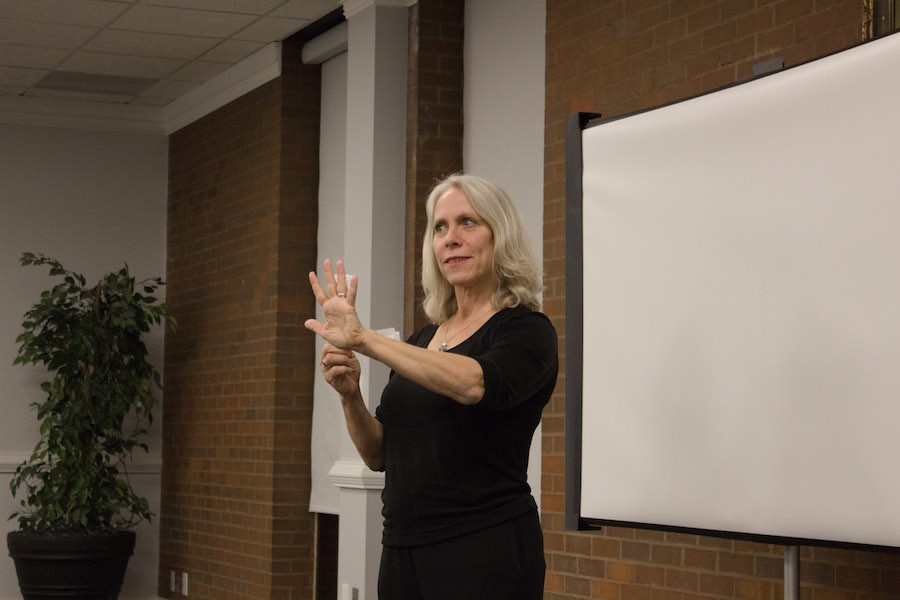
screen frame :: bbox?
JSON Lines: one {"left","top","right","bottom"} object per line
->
{"left": 564, "top": 33, "right": 900, "bottom": 554}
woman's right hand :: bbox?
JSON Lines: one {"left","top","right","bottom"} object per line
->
{"left": 320, "top": 343, "right": 361, "bottom": 398}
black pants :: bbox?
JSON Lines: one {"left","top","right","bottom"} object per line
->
{"left": 378, "top": 510, "right": 545, "bottom": 600}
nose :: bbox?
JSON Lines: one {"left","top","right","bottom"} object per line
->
{"left": 443, "top": 224, "right": 461, "bottom": 247}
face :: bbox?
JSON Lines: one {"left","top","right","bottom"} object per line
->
{"left": 431, "top": 186, "right": 496, "bottom": 293}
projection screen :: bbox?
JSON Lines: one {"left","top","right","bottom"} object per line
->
{"left": 566, "top": 32, "right": 900, "bottom": 549}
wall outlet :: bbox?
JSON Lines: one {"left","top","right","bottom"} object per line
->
{"left": 181, "top": 572, "right": 188, "bottom": 596}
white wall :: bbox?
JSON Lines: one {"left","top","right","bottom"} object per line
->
{"left": 0, "top": 122, "right": 168, "bottom": 600}
{"left": 464, "top": 0, "right": 547, "bottom": 509}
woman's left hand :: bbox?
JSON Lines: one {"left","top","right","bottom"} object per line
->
{"left": 304, "top": 259, "right": 366, "bottom": 350}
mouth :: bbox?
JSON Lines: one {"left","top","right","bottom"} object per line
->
{"left": 444, "top": 256, "right": 469, "bottom": 265}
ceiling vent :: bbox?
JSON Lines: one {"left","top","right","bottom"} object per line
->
{"left": 34, "top": 71, "right": 158, "bottom": 96}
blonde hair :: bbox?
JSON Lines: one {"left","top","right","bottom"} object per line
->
{"left": 421, "top": 174, "right": 542, "bottom": 323}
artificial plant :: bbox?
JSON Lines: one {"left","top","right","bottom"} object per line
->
{"left": 10, "top": 252, "right": 175, "bottom": 534}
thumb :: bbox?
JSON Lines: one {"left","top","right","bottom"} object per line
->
{"left": 304, "top": 319, "right": 324, "bottom": 335}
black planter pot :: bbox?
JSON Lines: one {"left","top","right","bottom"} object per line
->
{"left": 7, "top": 530, "right": 135, "bottom": 600}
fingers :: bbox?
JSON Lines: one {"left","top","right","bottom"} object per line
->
{"left": 334, "top": 260, "right": 344, "bottom": 291}
{"left": 333, "top": 260, "right": 350, "bottom": 299}
{"left": 320, "top": 345, "right": 358, "bottom": 384}
{"left": 324, "top": 342, "right": 352, "bottom": 355}
{"left": 347, "top": 273, "right": 358, "bottom": 305}
{"left": 308, "top": 260, "right": 359, "bottom": 350}
{"left": 324, "top": 258, "right": 337, "bottom": 296}
{"left": 314, "top": 258, "right": 338, "bottom": 301}
{"left": 311, "top": 259, "right": 351, "bottom": 303}
{"left": 321, "top": 344, "right": 354, "bottom": 366}
{"left": 308, "top": 271, "right": 328, "bottom": 304}
{"left": 325, "top": 259, "right": 348, "bottom": 296}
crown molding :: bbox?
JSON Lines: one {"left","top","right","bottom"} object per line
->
{"left": 163, "top": 42, "right": 281, "bottom": 134}
{"left": 0, "top": 94, "right": 166, "bottom": 134}
{"left": 342, "top": 0, "right": 417, "bottom": 20}
{"left": 0, "top": 42, "right": 282, "bottom": 136}
{"left": 302, "top": 21, "right": 348, "bottom": 64}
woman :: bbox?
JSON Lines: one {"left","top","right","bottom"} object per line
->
{"left": 305, "top": 174, "right": 558, "bottom": 599}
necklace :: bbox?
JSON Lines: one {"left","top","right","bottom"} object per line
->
{"left": 438, "top": 307, "right": 495, "bottom": 352}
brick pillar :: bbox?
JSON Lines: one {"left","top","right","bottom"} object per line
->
{"left": 404, "top": 0, "right": 465, "bottom": 335}
{"left": 161, "top": 37, "right": 320, "bottom": 600}
{"left": 270, "top": 36, "right": 322, "bottom": 599}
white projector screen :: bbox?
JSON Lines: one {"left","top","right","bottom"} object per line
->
{"left": 566, "top": 32, "right": 900, "bottom": 549}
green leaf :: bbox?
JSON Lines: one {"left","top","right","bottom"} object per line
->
{"left": 11, "top": 253, "right": 167, "bottom": 534}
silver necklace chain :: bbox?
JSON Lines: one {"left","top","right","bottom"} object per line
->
{"left": 438, "top": 307, "right": 495, "bottom": 352}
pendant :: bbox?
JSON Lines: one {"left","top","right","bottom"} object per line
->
{"left": 439, "top": 342, "right": 448, "bottom": 352}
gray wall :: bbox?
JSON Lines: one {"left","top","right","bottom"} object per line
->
{"left": 0, "top": 122, "right": 168, "bottom": 600}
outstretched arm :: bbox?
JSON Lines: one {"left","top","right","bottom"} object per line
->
{"left": 305, "top": 259, "right": 486, "bottom": 405}
{"left": 357, "top": 330, "right": 485, "bottom": 405}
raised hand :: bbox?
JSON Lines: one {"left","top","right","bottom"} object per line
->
{"left": 304, "top": 259, "right": 366, "bottom": 350}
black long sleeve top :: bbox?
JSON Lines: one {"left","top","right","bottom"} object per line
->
{"left": 375, "top": 305, "right": 559, "bottom": 547}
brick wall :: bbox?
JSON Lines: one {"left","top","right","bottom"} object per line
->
{"left": 542, "top": 1, "right": 900, "bottom": 599}
{"left": 161, "top": 36, "right": 320, "bottom": 600}
{"left": 404, "top": 0, "right": 465, "bottom": 335}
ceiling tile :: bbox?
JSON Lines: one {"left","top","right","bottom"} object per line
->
{"left": 200, "top": 39, "right": 265, "bottom": 63}
{"left": 140, "top": 77, "right": 200, "bottom": 99}
{"left": 271, "top": 0, "right": 341, "bottom": 20}
{"left": 0, "top": 19, "right": 97, "bottom": 49}
{"left": 0, "top": 44, "right": 71, "bottom": 69}
{"left": 0, "top": 0, "right": 344, "bottom": 123}
{"left": 60, "top": 51, "right": 186, "bottom": 79}
{"left": 233, "top": 17, "right": 307, "bottom": 42}
{"left": 110, "top": 4, "right": 256, "bottom": 38}
{"left": 0, "top": 0, "right": 129, "bottom": 27}
{"left": 85, "top": 30, "right": 219, "bottom": 60}
{"left": 0, "top": 66, "right": 48, "bottom": 87}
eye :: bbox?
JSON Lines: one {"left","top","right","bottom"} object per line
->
{"left": 433, "top": 222, "right": 446, "bottom": 234}
{"left": 462, "top": 217, "right": 477, "bottom": 227}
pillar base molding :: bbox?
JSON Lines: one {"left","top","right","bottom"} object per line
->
{"left": 329, "top": 459, "right": 386, "bottom": 490}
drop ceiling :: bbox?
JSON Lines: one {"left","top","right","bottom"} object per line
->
{"left": 0, "top": 0, "right": 342, "bottom": 132}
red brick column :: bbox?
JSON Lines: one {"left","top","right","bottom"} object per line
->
{"left": 161, "top": 35, "right": 320, "bottom": 600}
{"left": 404, "top": 0, "right": 465, "bottom": 335}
